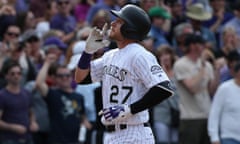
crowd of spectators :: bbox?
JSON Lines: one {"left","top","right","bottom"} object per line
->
{"left": 0, "top": 0, "right": 240, "bottom": 144}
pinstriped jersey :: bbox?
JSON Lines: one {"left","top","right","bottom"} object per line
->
{"left": 90, "top": 43, "right": 170, "bottom": 124}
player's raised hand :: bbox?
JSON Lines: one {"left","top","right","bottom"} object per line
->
{"left": 98, "top": 105, "right": 132, "bottom": 123}
{"left": 85, "top": 23, "right": 110, "bottom": 54}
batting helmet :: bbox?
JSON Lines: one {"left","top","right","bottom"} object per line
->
{"left": 110, "top": 4, "right": 151, "bottom": 41}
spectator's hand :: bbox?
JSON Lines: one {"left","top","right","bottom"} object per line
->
{"left": 0, "top": 5, "right": 16, "bottom": 15}
{"left": 216, "top": 8, "right": 224, "bottom": 21}
{"left": 29, "top": 121, "right": 39, "bottom": 132}
{"left": 215, "top": 58, "right": 226, "bottom": 71}
{"left": 10, "top": 124, "right": 27, "bottom": 135}
{"left": 159, "top": 0, "right": 171, "bottom": 15}
{"left": 82, "top": 116, "right": 92, "bottom": 129}
{"left": 99, "top": 105, "right": 132, "bottom": 124}
{"left": 85, "top": 23, "right": 110, "bottom": 54}
{"left": 45, "top": 53, "right": 57, "bottom": 64}
{"left": 198, "top": 55, "right": 206, "bottom": 77}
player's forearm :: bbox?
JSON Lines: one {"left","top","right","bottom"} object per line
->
{"left": 130, "top": 81, "right": 173, "bottom": 114}
{"left": 75, "top": 51, "right": 92, "bottom": 83}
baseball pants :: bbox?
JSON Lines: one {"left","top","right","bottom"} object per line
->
{"left": 103, "top": 123, "right": 155, "bottom": 144}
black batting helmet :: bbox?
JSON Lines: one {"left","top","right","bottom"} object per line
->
{"left": 110, "top": 4, "right": 151, "bottom": 41}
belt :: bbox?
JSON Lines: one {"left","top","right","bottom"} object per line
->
{"left": 105, "top": 123, "right": 150, "bottom": 132}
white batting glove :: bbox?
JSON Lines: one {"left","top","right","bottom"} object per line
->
{"left": 85, "top": 23, "right": 110, "bottom": 54}
{"left": 100, "top": 115, "right": 114, "bottom": 125}
{"left": 98, "top": 105, "right": 132, "bottom": 123}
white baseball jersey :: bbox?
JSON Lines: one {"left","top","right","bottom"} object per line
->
{"left": 90, "top": 43, "right": 169, "bottom": 125}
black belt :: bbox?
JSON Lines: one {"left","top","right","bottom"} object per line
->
{"left": 105, "top": 123, "right": 150, "bottom": 132}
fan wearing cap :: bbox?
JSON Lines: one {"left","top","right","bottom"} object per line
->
{"left": 42, "top": 36, "right": 67, "bottom": 65}
{"left": 20, "top": 29, "right": 44, "bottom": 67}
{"left": 148, "top": 6, "right": 171, "bottom": 51}
{"left": 173, "top": 33, "right": 219, "bottom": 144}
{"left": 15, "top": 29, "right": 42, "bottom": 82}
{"left": 186, "top": 3, "right": 217, "bottom": 50}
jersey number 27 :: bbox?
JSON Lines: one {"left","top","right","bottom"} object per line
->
{"left": 110, "top": 85, "right": 133, "bottom": 104}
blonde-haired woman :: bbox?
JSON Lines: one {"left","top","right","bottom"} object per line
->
{"left": 216, "top": 26, "right": 240, "bottom": 58}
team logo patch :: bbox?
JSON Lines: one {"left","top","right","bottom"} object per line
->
{"left": 151, "top": 65, "right": 163, "bottom": 75}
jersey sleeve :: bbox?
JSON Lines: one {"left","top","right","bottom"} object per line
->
{"left": 90, "top": 57, "right": 104, "bottom": 82}
{"left": 134, "top": 52, "right": 170, "bottom": 89}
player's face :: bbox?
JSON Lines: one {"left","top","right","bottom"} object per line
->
{"left": 109, "top": 18, "right": 124, "bottom": 41}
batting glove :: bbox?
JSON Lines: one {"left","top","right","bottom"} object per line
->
{"left": 85, "top": 23, "right": 110, "bottom": 54}
{"left": 98, "top": 105, "right": 132, "bottom": 123}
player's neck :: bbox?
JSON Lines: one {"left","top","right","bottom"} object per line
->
{"left": 117, "top": 39, "right": 137, "bottom": 49}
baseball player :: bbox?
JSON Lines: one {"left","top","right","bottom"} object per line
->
{"left": 75, "top": 4, "right": 174, "bottom": 144}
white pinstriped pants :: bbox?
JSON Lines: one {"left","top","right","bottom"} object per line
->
{"left": 103, "top": 124, "right": 155, "bottom": 144}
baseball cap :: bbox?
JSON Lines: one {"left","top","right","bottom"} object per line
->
{"left": 43, "top": 37, "right": 67, "bottom": 51}
{"left": 148, "top": 6, "right": 171, "bottom": 19}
